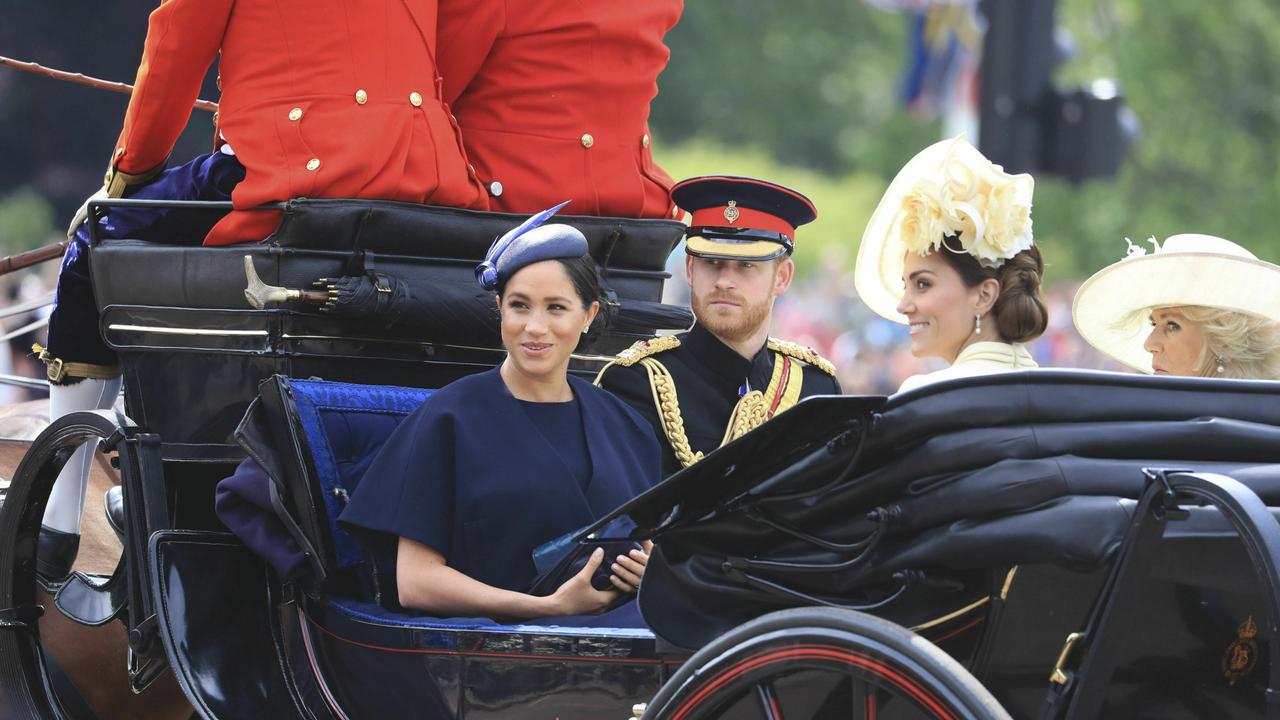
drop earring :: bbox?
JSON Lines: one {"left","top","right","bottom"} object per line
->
{"left": 974, "top": 313, "right": 982, "bottom": 334}
{"left": 1216, "top": 356, "right": 1226, "bottom": 374}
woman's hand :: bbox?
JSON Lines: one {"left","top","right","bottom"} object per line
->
{"left": 609, "top": 540, "right": 653, "bottom": 593}
{"left": 547, "top": 547, "right": 621, "bottom": 616}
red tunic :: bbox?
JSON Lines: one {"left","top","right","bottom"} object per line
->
{"left": 437, "top": 0, "right": 682, "bottom": 219}
{"left": 113, "top": 0, "right": 489, "bottom": 246}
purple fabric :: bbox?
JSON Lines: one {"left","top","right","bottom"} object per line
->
{"left": 215, "top": 458, "right": 308, "bottom": 580}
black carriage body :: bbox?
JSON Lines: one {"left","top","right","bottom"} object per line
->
{"left": 5, "top": 198, "right": 1280, "bottom": 719}
{"left": 595, "top": 371, "right": 1280, "bottom": 718}
{"left": 76, "top": 202, "right": 688, "bottom": 720}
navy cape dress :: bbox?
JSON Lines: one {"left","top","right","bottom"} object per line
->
{"left": 339, "top": 367, "right": 661, "bottom": 595}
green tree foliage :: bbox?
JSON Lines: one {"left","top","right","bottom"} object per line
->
{"left": 1042, "top": 0, "right": 1280, "bottom": 274}
{"left": 652, "top": 0, "right": 942, "bottom": 178}
{"left": 0, "top": 188, "right": 56, "bottom": 254}
{"left": 651, "top": 0, "right": 1280, "bottom": 281}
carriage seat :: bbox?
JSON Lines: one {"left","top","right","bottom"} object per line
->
{"left": 232, "top": 375, "right": 433, "bottom": 606}
{"left": 92, "top": 197, "right": 683, "bottom": 310}
{"left": 228, "top": 374, "right": 654, "bottom": 632}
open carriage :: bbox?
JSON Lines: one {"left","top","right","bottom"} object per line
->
{"left": 2, "top": 199, "right": 1280, "bottom": 720}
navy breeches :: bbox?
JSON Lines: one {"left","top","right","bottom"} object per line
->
{"left": 44, "top": 152, "right": 245, "bottom": 373}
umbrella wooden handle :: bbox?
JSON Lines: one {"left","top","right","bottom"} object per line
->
{"left": 243, "top": 255, "right": 328, "bottom": 308}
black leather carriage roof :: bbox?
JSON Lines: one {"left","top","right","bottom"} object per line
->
{"left": 586, "top": 369, "right": 1280, "bottom": 537}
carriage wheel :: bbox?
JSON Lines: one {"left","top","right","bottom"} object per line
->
{"left": 0, "top": 410, "right": 128, "bottom": 719}
{"left": 643, "top": 607, "right": 1009, "bottom": 720}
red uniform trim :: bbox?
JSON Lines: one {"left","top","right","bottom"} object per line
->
{"left": 766, "top": 356, "right": 792, "bottom": 418}
{"left": 670, "top": 644, "right": 958, "bottom": 720}
{"left": 689, "top": 206, "right": 795, "bottom": 237}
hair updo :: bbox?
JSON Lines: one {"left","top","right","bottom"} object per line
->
{"left": 937, "top": 236, "right": 1048, "bottom": 343}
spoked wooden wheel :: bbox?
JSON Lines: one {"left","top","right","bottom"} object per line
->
{"left": 643, "top": 608, "right": 1009, "bottom": 720}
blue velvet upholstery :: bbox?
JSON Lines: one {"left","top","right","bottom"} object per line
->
{"left": 287, "top": 378, "right": 651, "bottom": 631}
{"left": 288, "top": 379, "right": 432, "bottom": 571}
{"left": 327, "top": 597, "right": 654, "bottom": 636}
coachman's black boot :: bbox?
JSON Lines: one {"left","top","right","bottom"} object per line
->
{"left": 104, "top": 485, "right": 125, "bottom": 541}
{"left": 37, "top": 525, "right": 80, "bottom": 581}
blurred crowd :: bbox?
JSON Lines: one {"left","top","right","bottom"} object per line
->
{"left": 0, "top": 266, "right": 56, "bottom": 405}
{"left": 770, "top": 268, "right": 1125, "bottom": 395}
{"left": 0, "top": 250, "right": 1129, "bottom": 407}
{"left": 662, "top": 248, "right": 1127, "bottom": 396}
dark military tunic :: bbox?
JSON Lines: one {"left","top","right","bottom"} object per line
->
{"left": 596, "top": 323, "right": 841, "bottom": 477}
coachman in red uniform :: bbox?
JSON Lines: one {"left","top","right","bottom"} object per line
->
{"left": 39, "top": 0, "right": 490, "bottom": 581}
{"left": 113, "top": 0, "right": 489, "bottom": 245}
{"left": 438, "top": 0, "right": 682, "bottom": 219}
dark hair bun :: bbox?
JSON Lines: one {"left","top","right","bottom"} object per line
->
{"left": 992, "top": 247, "right": 1047, "bottom": 343}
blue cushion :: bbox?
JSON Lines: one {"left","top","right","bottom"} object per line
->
{"left": 327, "top": 597, "right": 655, "bottom": 636}
{"left": 289, "top": 379, "right": 433, "bottom": 570}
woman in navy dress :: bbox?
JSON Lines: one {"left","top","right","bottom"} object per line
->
{"left": 340, "top": 205, "right": 661, "bottom": 618}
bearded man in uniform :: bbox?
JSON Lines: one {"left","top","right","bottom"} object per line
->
{"left": 596, "top": 176, "right": 841, "bottom": 477}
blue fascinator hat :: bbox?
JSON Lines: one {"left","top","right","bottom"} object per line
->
{"left": 475, "top": 201, "right": 589, "bottom": 291}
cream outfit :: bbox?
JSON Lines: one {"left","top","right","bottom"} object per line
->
{"left": 898, "top": 341, "right": 1038, "bottom": 394}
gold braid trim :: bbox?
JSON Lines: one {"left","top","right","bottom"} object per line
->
{"left": 767, "top": 337, "right": 836, "bottom": 377}
{"left": 722, "top": 390, "right": 767, "bottom": 446}
{"left": 639, "top": 357, "right": 704, "bottom": 469}
{"left": 610, "top": 336, "right": 682, "bottom": 367}
{"left": 594, "top": 335, "right": 681, "bottom": 387}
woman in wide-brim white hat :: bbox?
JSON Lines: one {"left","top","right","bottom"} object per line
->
{"left": 854, "top": 137, "right": 1049, "bottom": 393}
{"left": 1072, "top": 234, "right": 1280, "bottom": 380}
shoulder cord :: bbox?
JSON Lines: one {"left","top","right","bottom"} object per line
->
{"left": 722, "top": 352, "right": 806, "bottom": 445}
{"left": 639, "top": 357, "right": 705, "bottom": 469}
{"left": 641, "top": 350, "right": 810, "bottom": 469}
{"left": 721, "top": 390, "right": 767, "bottom": 447}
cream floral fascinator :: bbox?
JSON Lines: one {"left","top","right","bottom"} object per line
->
{"left": 854, "top": 137, "right": 1035, "bottom": 322}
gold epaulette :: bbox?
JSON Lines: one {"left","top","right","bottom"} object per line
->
{"left": 609, "top": 335, "right": 682, "bottom": 368}
{"left": 767, "top": 338, "right": 836, "bottom": 376}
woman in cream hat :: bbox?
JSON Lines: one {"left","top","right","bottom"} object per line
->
{"left": 855, "top": 137, "right": 1048, "bottom": 393}
{"left": 1072, "top": 234, "right": 1280, "bottom": 380}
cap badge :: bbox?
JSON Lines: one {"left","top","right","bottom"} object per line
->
{"left": 724, "top": 200, "right": 740, "bottom": 224}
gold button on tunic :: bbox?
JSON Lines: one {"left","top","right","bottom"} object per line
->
{"left": 288, "top": 107, "right": 303, "bottom": 121}
{"left": 580, "top": 133, "right": 595, "bottom": 149}
{"left": 306, "top": 158, "right": 320, "bottom": 171}
{"left": 409, "top": 92, "right": 423, "bottom": 107}
{"left": 355, "top": 89, "right": 368, "bottom": 105}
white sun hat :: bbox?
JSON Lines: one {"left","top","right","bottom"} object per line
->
{"left": 854, "top": 136, "right": 1035, "bottom": 323}
{"left": 1072, "top": 234, "right": 1280, "bottom": 372}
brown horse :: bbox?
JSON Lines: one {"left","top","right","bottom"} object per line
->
{"left": 0, "top": 400, "right": 193, "bottom": 720}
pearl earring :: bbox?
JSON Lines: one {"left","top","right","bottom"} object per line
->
{"left": 974, "top": 313, "right": 982, "bottom": 334}
{"left": 1216, "top": 356, "right": 1226, "bottom": 374}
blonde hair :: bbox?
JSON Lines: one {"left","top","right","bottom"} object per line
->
{"left": 1179, "top": 306, "right": 1280, "bottom": 380}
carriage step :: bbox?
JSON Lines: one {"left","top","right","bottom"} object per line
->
{"left": 53, "top": 567, "right": 126, "bottom": 627}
